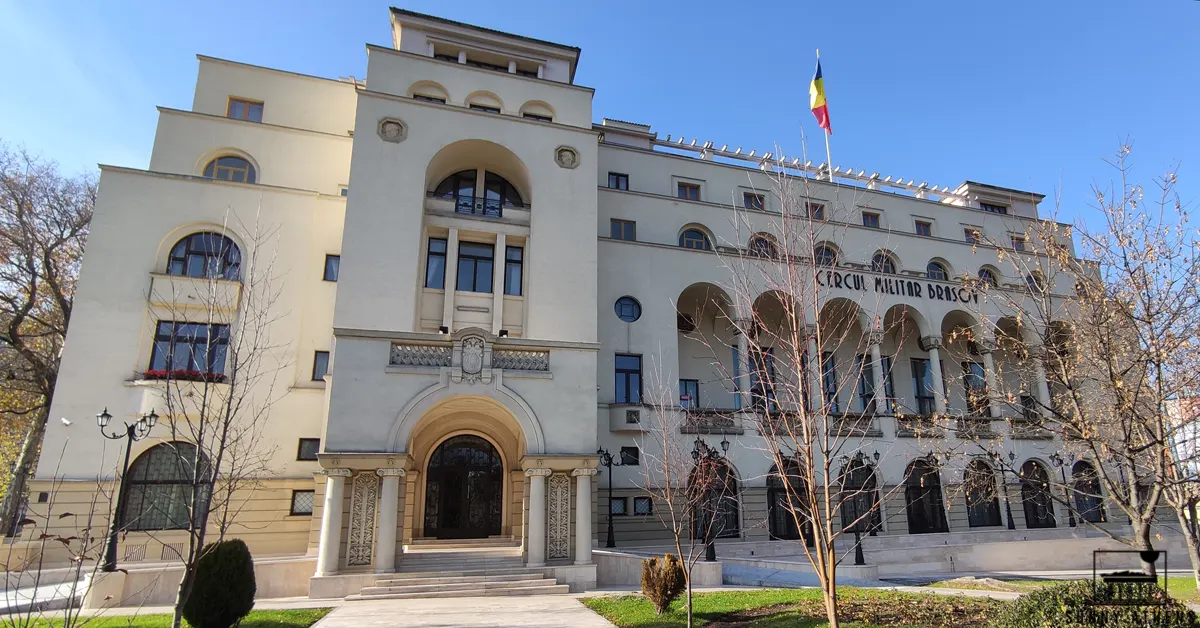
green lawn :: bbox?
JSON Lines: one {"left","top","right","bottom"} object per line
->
{"left": 32, "top": 608, "right": 331, "bottom": 628}
{"left": 582, "top": 588, "right": 1004, "bottom": 627}
{"left": 925, "top": 576, "right": 1200, "bottom": 600}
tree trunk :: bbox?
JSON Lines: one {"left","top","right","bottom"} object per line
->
{"left": 822, "top": 575, "right": 839, "bottom": 628}
{"left": 1133, "top": 521, "right": 1158, "bottom": 578}
{"left": 0, "top": 413, "right": 47, "bottom": 536}
{"left": 685, "top": 578, "right": 693, "bottom": 628}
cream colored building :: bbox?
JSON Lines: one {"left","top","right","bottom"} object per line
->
{"left": 27, "top": 8, "right": 1122, "bottom": 598}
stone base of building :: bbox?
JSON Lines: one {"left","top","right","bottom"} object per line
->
{"left": 542, "top": 562, "right": 597, "bottom": 592}
{"left": 82, "top": 556, "right": 315, "bottom": 609}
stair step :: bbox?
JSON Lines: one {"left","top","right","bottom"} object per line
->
{"left": 374, "top": 572, "right": 543, "bottom": 587}
{"left": 347, "top": 583, "right": 570, "bottom": 600}
{"left": 388, "top": 567, "right": 540, "bottom": 578}
{"left": 406, "top": 538, "right": 518, "bottom": 549}
{"left": 361, "top": 577, "right": 551, "bottom": 595}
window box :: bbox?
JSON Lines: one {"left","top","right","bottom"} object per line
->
{"left": 141, "top": 369, "right": 227, "bottom": 383}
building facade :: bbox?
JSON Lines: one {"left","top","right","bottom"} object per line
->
{"left": 29, "top": 8, "right": 1106, "bottom": 592}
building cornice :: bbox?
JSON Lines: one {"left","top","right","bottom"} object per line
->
{"left": 363, "top": 44, "right": 596, "bottom": 95}
{"left": 196, "top": 54, "right": 359, "bottom": 87}
{"left": 156, "top": 107, "right": 353, "bottom": 140}
{"left": 333, "top": 327, "right": 600, "bottom": 351}
{"left": 96, "top": 165, "right": 343, "bottom": 199}
{"left": 356, "top": 87, "right": 598, "bottom": 135}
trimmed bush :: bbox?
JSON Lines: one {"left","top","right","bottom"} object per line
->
{"left": 994, "top": 579, "right": 1197, "bottom": 628}
{"left": 641, "top": 554, "right": 686, "bottom": 615}
{"left": 182, "top": 539, "right": 257, "bottom": 628}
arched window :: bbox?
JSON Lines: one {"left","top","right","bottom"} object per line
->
{"left": 964, "top": 460, "right": 1002, "bottom": 527}
{"left": 203, "top": 156, "right": 256, "bottom": 184}
{"left": 748, "top": 235, "right": 778, "bottom": 258}
{"left": 119, "top": 442, "right": 212, "bottom": 531}
{"left": 433, "top": 169, "right": 525, "bottom": 217}
{"left": 871, "top": 253, "right": 896, "bottom": 274}
{"left": 905, "top": 459, "right": 948, "bottom": 534}
{"left": 768, "top": 460, "right": 813, "bottom": 545}
{"left": 1020, "top": 460, "right": 1056, "bottom": 528}
{"left": 813, "top": 245, "right": 837, "bottom": 267}
{"left": 690, "top": 459, "right": 740, "bottom": 539}
{"left": 167, "top": 232, "right": 242, "bottom": 280}
{"left": 978, "top": 268, "right": 998, "bottom": 288}
{"left": 679, "top": 229, "right": 712, "bottom": 251}
{"left": 839, "top": 457, "right": 881, "bottom": 535}
{"left": 1072, "top": 460, "right": 1106, "bottom": 523}
{"left": 926, "top": 261, "right": 949, "bottom": 281}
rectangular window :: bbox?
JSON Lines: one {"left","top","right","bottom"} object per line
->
{"left": 522, "top": 112, "right": 552, "bottom": 122}
{"left": 469, "top": 104, "right": 501, "bottom": 114}
{"left": 806, "top": 202, "right": 826, "bottom": 220}
{"left": 633, "top": 496, "right": 653, "bottom": 515}
{"left": 881, "top": 355, "right": 896, "bottom": 400}
{"left": 323, "top": 254, "right": 340, "bottom": 282}
{"left": 911, "top": 358, "right": 935, "bottom": 415}
{"left": 963, "top": 362, "right": 988, "bottom": 417}
{"left": 610, "top": 497, "right": 627, "bottom": 516}
{"left": 610, "top": 219, "right": 636, "bottom": 241}
{"left": 312, "top": 351, "right": 330, "bottom": 381}
{"left": 425, "top": 238, "right": 447, "bottom": 289}
{"left": 731, "top": 346, "right": 741, "bottom": 410}
{"left": 413, "top": 94, "right": 446, "bottom": 104}
{"left": 964, "top": 228, "right": 981, "bottom": 244}
{"left": 149, "top": 322, "right": 230, "bottom": 375}
{"left": 677, "top": 182, "right": 700, "bottom": 201}
{"left": 615, "top": 354, "right": 642, "bottom": 404}
{"left": 297, "top": 438, "right": 320, "bottom": 461}
{"left": 980, "top": 202, "right": 1008, "bottom": 214}
{"left": 743, "top": 192, "right": 765, "bottom": 210}
{"left": 1011, "top": 235, "right": 1027, "bottom": 252}
{"left": 620, "top": 446, "right": 640, "bottom": 466}
{"left": 503, "top": 246, "right": 524, "bottom": 296}
{"left": 855, "top": 354, "right": 877, "bottom": 413}
{"left": 862, "top": 212, "right": 881, "bottom": 228}
{"left": 456, "top": 242, "right": 494, "bottom": 293}
{"left": 821, "top": 351, "right": 839, "bottom": 414}
{"left": 679, "top": 379, "right": 699, "bottom": 408}
{"left": 750, "top": 348, "right": 776, "bottom": 412}
{"left": 608, "top": 173, "right": 629, "bottom": 190}
{"left": 227, "top": 98, "right": 264, "bottom": 122}
{"left": 915, "top": 221, "right": 932, "bottom": 237}
{"left": 338, "top": 185, "right": 349, "bottom": 197}
{"left": 1020, "top": 394, "right": 1038, "bottom": 421}
{"left": 290, "top": 490, "right": 315, "bottom": 516}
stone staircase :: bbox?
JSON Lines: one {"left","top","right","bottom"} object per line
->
{"left": 345, "top": 537, "right": 569, "bottom": 600}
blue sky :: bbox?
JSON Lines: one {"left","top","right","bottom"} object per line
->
{"left": 2, "top": 0, "right": 1196, "bottom": 227}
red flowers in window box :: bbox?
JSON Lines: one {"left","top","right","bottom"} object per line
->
{"left": 142, "top": 369, "right": 227, "bottom": 383}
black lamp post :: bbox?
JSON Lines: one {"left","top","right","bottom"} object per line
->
{"left": 97, "top": 407, "right": 157, "bottom": 572}
{"left": 993, "top": 450, "right": 1017, "bottom": 530}
{"left": 691, "top": 436, "right": 729, "bottom": 562}
{"left": 1049, "top": 453, "right": 1077, "bottom": 527}
{"left": 596, "top": 447, "right": 625, "bottom": 548}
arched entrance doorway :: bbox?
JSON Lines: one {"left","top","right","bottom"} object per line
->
{"left": 423, "top": 435, "right": 503, "bottom": 539}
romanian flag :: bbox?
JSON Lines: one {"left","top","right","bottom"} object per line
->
{"left": 809, "top": 59, "right": 832, "bottom": 135}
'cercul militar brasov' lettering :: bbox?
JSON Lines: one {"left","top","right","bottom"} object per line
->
{"left": 816, "top": 269, "right": 981, "bottom": 304}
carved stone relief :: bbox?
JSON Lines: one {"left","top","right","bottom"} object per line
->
{"left": 547, "top": 473, "right": 571, "bottom": 560}
{"left": 346, "top": 472, "right": 379, "bottom": 566}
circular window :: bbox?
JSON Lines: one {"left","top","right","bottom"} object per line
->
{"left": 615, "top": 297, "right": 642, "bottom": 323}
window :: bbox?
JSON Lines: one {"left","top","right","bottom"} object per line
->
{"left": 911, "top": 358, "right": 935, "bottom": 415}
{"left": 503, "top": 246, "right": 523, "bottom": 296}
{"left": 768, "top": 461, "right": 813, "bottom": 544}
{"left": 1020, "top": 461, "right": 1057, "bottom": 529}
{"left": 456, "top": 242, "right": 494, "bottom": 293}
{"left": 203, "top": 156, "right": 256, "bottom": 184}
{"left": 615, "top": 354, "right": 642, "bottom": 404}
{"left": 522, "top": 112, "right": 552, "bottom": 122}
{"left": 633, "top": 496, "right": 653, "bottom": 515}
{"left": 680, "top": 379, "right": 699, "bottom": 408}
{"left": 676, "top": 313, "right": 696, "bottom": 333}
{"left": 227, "top": 98, "right": 263, "bottom": 122}
{"left": 290, "top": 490, "right": 315, "bottom": 516}
{"left": 806, "top": 202, "right": 825, "bottom": 220}
{"left": 821, "top": 351, "right": 839, "bottom": 414}
{"left": 1011, "top": 235, "right": 1027, "bottom": 252}
{"left": 915, "top": 221, "right": 932, "bottom": 237}
{"left": 743, "top": 192, "right": 765, "bottom": 210}
{"left": 610, "top": 219, "right": 636, "bottom": 241}
{"left": 610, "top": 497, "right": 627, "bottom": 515}
{"left": 425, "top": 238, "right": 447, "bottom": 289}
{"left": 119, "top": 442, "right": 211, "bottom": 531}
{"left": 620, "top": 447, "right": 640, "bottom": 466}
{"left": 749, "top": 347, "right": 776, "bottom": 413}
{"left": 855, "top": 354, "right": 877, "bottom": 414}
{"left": 677, "top": 182, "right": 700, "bottom": 201}
{"left": 964, "top": 460, "right": 1002, "bottom": 527}
{"left": 1020, "top": 394, "right": 1038, "bottom": 421}
{"left": 979, "top": 202, "right": 1008, "bottom": 215}
{"left": 926, "top": 261, "right": 948, "bottom": 281}
{"left": 312, "top": 351, "right": 330, "bottom": 381}
{"left": 962, "top": 362, "right": 988, "bottom": 417}
{"left": 413, "top": 94, "right": 446, "bottom": 104}
{"left": 338, "top": 185, "right": 349, "bottom": 197}
{"left": 323, "top": 255, "right": 340, "bottom": 281}
{"left": 614, "top": 296, "right": 641, "bottom": 322}
{"left": 297, "top": 438, "right": 320, "bottom": 461}
{"left": 813, "top": 245, "right": 837, "bottom": 267}
{"left": 691, "top": 461, "right": 740, "bottom": 538}
{"left": 679, "top": 229, "right": 712, "bottom": 250}
{"left": 432, "top": 169, "right": 524, "bottom": 217}
{"left": 862, "top": 212, "right": 880, "bottom": 228}
{"left": 167, "top": 232, "right": 241, "bottom": 280}
{"left": 748, "top": 235, "right": 777, "bottom": 258}
{"left": 871, "top": 253, "right": 896, "bottom": 274}
{"left": 1073, "top": 461, "right": 1106, "bottom": 523}
{"left": 978, "top": 268, "right": 998, "bottom": 288}
{"left": 840, "top": 458, "right": 881, "bottom": 534}
{"left": 469, "top": 104, "right": 501, "bottom": 113}
{"left": 150, "top": 322, "right": 229, "bottom": 376}
{"left": 608, "top": 173, "right": 629, "bottom": 190}
{"left": 1026, "top": 272, "right": 1045, "bottom": 291}
{"left": 905, "top": 460, "right": 948, "bottom": 534}
{"left": 964, "top": 228, "right": 981, "bottom": 244}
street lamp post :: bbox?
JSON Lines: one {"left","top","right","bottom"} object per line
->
{"left": 993, "top": 450, "right": 1017, "bottom": 530}
{"left": 691, "top": 436, "right": 729, "bottom": 562}
{"left": 596, "top": 447, "right": 625, "bottom": 548}
{"left": 1049, "top": 453, "right": 1077, "bottom": 527}
{"left": 97, "top": 407, "right": 158, "bottom": 572}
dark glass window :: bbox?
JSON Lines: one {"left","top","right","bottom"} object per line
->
{"left": 203, "top": 156, "right": 256, "bottom": 183}
{"left": 769, "top": 461, "right": 813, "bottom": 544}
{"left": 806, "top": 202, "right": 825, "bottom": 220}
{"left": 980, "top": 202, "right": 1008, "bottom": 214}
{"left": 855, "top": 354, "right": 876, "bottom": 414}
{"left": 608, "top": 173, "right": 629, "bottom": 190}
{"left": 167, "top": 232, "right": 241, "bottom": 280}
{"left": 691, "top": 461, "right": 740, "bottom": 539}
{"left": 821, "top": 351, "right": 839, "bottom": 413}
{"left": 743, "top": 193, "right": 765, "bottom": 210}
{"left": 749, "top": 236, "right": 777, "bottom": 258}
{"left": 297, "top": 438, "right": 320, "bottom": 461}
{"left": 504, "top": 246, "right": 523, "bottom": 296}
{"left": 227, "top": 98, "right": 264, "bottom": 122}
{"left": 119, "top": 442, "right": 211, "bottom": 531}
{"left": 633, "top": 496, "right": 653, "bottom": 515}
{"left": 149, "top": 322, "right": 230, "bottom": 375}
{"left": 434, "top": 170, "right": 476, "bottom": 205}
{"left": 620, "top": 447, "right": 640, "bottom": 466}
{"left": 965, "top": 460, "right": 1002, "bottom": 527}
{"left": 813, "top": 245, "right": 837, "bottom": 267}
{"left": 965, "top": 228, "right": 981, "bottom": 244}
{"left": 871, "top": 253, "right": 896, "bottom": 274}
{"left": 926, "top": 261, "right": 948, "bottom": 281}
{"left": 1073, "top": 461, "right": 1106, "bottom": 523}
{"left": 905, "top": 460, "right": 948, "bottom": 534}
{"left": 911, "top": 358, "right": 935, "bottom": 415}
{"left": 456, "top": 242, "right": 495, "bottom": 292}
{"left": 290, "top": 490, "right": 315, "bottom": 516}
{"left": 610, "top": 498, "right": 627, "bottom": 515}
{"left": 978, "top": 268, "right": 998, "bottom": 287}
{"left": 677, "top": 182, "right": 700, "bottom": 200}
{"left": 312, "top": 351, "right": 330, "bottom": 381}
{"left": 962, "top": 362, "right": 988, "bottom": 416}
{"left": 413, "top": 94, "right": 447, "bottom": 104}
{"left": 679, "top": 229, "right": 711, "bottom": 250}
{"left": 323, "top": 255, "right": 340, "bottom": 281}
{"left": 1011, "top": 236, "right": 1027, "bottom": 252}
{"left": 915, "top": 221, "right": 932, "bottom": 237}
{"left": 750, "top": 347, "right": 776, "bottom": 413}
{"left": 862, "top": 212, "right": 880, "bottom": 228}
{"left": 469, "top": 104, "right": 501, "bottom": 113}
{"left": 484, "top": 172, "right": 524, "bottom": 208}
{"left": 522, "top": 112, "right": 552, "bottom": 122}
{"left": 614, "top": 297, "right": 641, "bottom": 322}
{"left": 615, "top": 354, "right": 642, "bottom": 404}
{"left": 840, "top": 458, "right": 881, "bottom": 534}
{"left": 610, "top": 219, "right": 636, "bottom": 241}
{"left": 425, "top": 238, "right": 447, "bottom": 289}
{"left": 1021, "top": 394, "right": 1039, "bottom": 421}
{"left": 680, "top": 379, "right": 699, "bottom": 408}
{"left": 1021, "top": 461, "right": 1057, "bottom": 529}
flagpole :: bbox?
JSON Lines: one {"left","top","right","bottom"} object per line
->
{"left": 816, "top": 48, "right": 833, "bottom": 181}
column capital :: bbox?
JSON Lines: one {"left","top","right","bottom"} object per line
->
{"left": 525, "top": 468, "right": 553, "bottom": 478}
{"left": 919, "top": 335, "right": 943, "bottom": 351}
{"left": 376, "top": 468, "right": 406, "bottom": 477}
{"left": 322, "top": 468, "right": 353, "bottom": 478}
{"left": 866, "top": 331, "right": 885, "bottom": 347}
{"left": 571, "top": 468, "right": 599, "bottom": 477}
{"left": 976, "top": 335, "right": 997, "bottom": 354}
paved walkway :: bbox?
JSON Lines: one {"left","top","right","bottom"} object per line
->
{"left": 312, "top": 596, "right": 615, "bottom": 628}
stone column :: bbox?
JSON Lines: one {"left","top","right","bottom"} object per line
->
{"left": 442, "top": 228, "right": 459, "bottom": 330}
{"left": 315, "top": 468, "right": 352, "bottom": 576}
{"left": 374, "top": 468, "right": 405, "bottom": 573}
{"left": 978, "top": 336, "right": 1001, "bottom": 418}
{"left": 920, "top": 335, "right": 947, "bottom": 414}
{"left": 525, "top": 469, "right": 552, "bottom": 567}
{"left": 806, "top": 327, "right": 822, "bottom": 412}
{"left": 867, "top": 331, "right": 887, "bottom": 415}
{"left": 734, "top": 318, "right": 751, "bottom": 410}
{"left": 572, "top": 468, "right": 598, "bottom": 565}
{"left": 491, "top": 232, "right": 507, "bottom": 334}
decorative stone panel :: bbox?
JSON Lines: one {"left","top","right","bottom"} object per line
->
{"left": 554, "top": 146, "right": 579, "bottom": 169}
{"left": 346, "top": 472, "right": 379, "bottom": 566}
{"left": 377, "top": 118, "right": 407, "bottom": 143}
{"left": 547, "top": 473, "right": 571, "bottom": 560}
{"left": 493, "top": 349, "right": 549, "bottom": 371}
{"left": 390, "top": 343, "right": 451, "bottom": 367}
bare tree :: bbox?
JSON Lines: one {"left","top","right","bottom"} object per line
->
{"left": 0, "top": 143, "right": 93, "bottom": 537}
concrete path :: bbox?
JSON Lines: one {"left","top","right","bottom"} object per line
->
{"left": 312, "top": 595, "right": 615, "bottom": 628}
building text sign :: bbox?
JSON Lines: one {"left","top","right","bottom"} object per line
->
{"left": 816, "top": 270, "right": 980, "bottom": 305}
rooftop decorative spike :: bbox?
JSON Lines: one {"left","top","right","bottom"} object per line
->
{"left": 720, "top": 144, "right": 728, "bottom": 151}
{"left": 690, "top": 139, "right": 697, "bottom": 146}
{"left": 734, "top": 148, "right": 742, "bottom": 154}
